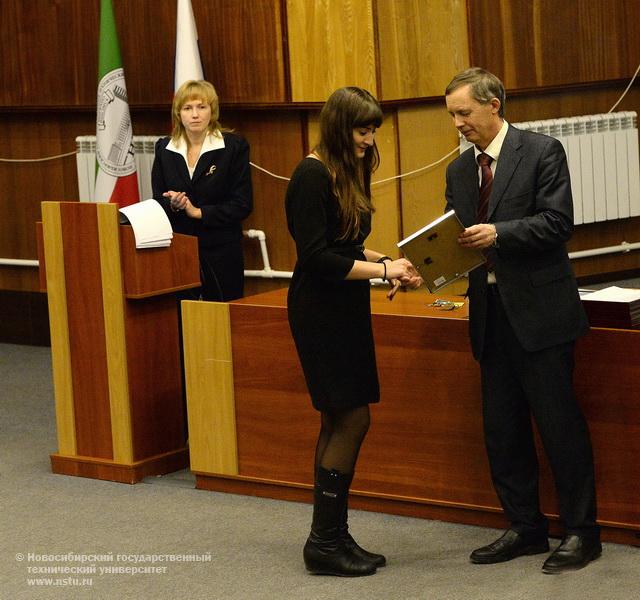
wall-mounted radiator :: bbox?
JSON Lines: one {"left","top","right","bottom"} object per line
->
{"left": 76, "top": 135, "right": 160, "bottom": 203}
{"left": 459, "top": 111, "right": 640, "bottom": 224}
{"left": 77, "top": 111, "right": 640, "bottom": 226}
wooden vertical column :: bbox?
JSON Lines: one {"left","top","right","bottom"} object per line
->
{"left": 96, "top": 205, "right": 134, "bottom": 464}
{"left": 182, "top": 300, "right": 239, "bottom": 476}
{"left": 41, "top": 202, "right": 76, "bottom": 456}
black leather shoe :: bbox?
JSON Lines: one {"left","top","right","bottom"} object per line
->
{"left": 470, "top": 529, "right": 549, "bottom": 564}
{"left": 542, "top": 535, "right": 602, "bottom": 574}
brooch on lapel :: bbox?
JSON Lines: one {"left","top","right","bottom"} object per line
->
{"left": 205, "top": 165, "right": 217, "bottom": 176}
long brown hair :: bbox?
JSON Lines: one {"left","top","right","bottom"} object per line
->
{"left": 314, "top": 87, "right": 383, "bottom": 240}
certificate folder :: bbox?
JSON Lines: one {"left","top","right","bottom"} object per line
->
{"left": 398, "top": 210, "right": 485, "bottom": 292}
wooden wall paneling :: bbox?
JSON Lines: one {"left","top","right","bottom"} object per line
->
{"left": 395, "top": 109, "right": 456, "bottom": 227}
{"left": 114, "top": 1, "right": 175, "bottom": 105}
{"left": 396, "top": 105, "right": 459, "bottom": 239}
{"left": 0, "top": 112, "right": 94, "bottom": 292}
{"left": 505, "top": 85, "right": 640, "bottom": 125}
{"left": 225, "top": 109, "right": 304, "bottom": 275}
{"left": 0, "top": 0, "right": 176, "bottom": 107}
{"left": 369, "top": 112, "right": 402, "bottom": 257}
{"left": 0, "top": 0, "right": 98, "bottom": 106}
{"left": 286, "top": 0, "right": 377, "bottom": 102}
{"left": 396, "top": 103, "right": 469, "bottom": 295}
{"left": 375, "top": 0, "right": 469, "bottom": 100}
{"left": 468, "top": 0, "right": 640, "bottom": 90}
{"left": 0, "top": 290, "right": 50, "bottom": 345}
{"left": 0, "top": 0, "right": 184, "bottom": 107}
{"left": 0, "top": 116, "right": 81, "bottom": 255}
{"left": 115, "top": 0, "right": 289, "bottom": 105}
{"left": 0, "top": 0, "right": 289, "bottom": 108}
{"left": 194, "top": 0, "right": 287, "bottom": 104}
{"left": 0, "top": 267, "right": 40, "bottom": 293}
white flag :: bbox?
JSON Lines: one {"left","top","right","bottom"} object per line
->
{"left": 175, "top": 0, "right": 204, "bottom": 91}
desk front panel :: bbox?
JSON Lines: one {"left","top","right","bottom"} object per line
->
{"left": 230, "top": 289, "right": 496, "bottom": 509}
{"left": 190, "top": 287, "right": 640, "bottom": 544}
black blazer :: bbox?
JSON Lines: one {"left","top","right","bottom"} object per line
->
{"left": 151, "top": 132, "right": 253, "bottom": 249}
{"left": 445, "top": 125, "right": 589, "bottom": 359}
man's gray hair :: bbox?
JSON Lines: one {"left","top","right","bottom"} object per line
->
{"left": 445, "top": 68, "right": 506, "bottom": 118}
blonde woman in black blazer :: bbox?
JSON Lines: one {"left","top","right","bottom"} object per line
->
{"left": 152, "top": 80, "right": 253, "bottom": 301}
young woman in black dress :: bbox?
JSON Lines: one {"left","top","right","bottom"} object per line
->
{"left": 286, "top": 87, "right": 421, "bottom": 577}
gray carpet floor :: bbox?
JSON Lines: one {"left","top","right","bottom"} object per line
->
{"left": 1, "top": 342, "right": 639, "bottom": 600}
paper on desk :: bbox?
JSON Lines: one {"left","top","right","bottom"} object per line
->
{"left": 119, "top": 199, "right": 173, "bottom": 248}
{"left": 580, "top": 286, "right": 640, "bottom": 303}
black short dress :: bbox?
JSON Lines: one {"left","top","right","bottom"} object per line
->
{"left": 285, "top": 158, "right": 380, "bottom": 411}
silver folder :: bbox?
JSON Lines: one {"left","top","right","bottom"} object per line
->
{"left": 398, "top": 210, "right": 485, "bottom": 292}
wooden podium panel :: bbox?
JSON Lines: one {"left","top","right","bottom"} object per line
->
{"left": 183, "top": 287, "right": 640, "bottom": 546}
{"left": 40, "top": 202, "right": 200, "bottom": 483}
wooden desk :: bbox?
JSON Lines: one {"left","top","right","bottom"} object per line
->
{"left": 182, "top": 287, "right": 640, "bottom": 546}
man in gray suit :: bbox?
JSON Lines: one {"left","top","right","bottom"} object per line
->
{"left": 444, "top": 68, "right": 600, "bottom": 574}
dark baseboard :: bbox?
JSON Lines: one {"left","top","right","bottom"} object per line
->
{"left": 0, "top": 290, "right": 50, "bottom": 346}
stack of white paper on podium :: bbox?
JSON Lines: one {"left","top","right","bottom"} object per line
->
{"left": 581, "top": 286, "right": 640, "bottom": 329}
{"left": 118, "top": 199, "right": 173, "bottom": 249}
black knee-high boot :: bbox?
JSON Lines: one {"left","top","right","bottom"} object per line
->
{"left": 340, "top": 471, "right": 387, "bottom": 567}
{"left": 303, "top": 467, "right": 376, "bottom": 576}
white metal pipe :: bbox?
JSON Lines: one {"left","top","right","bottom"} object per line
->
{"left": 3, "top": 241, "right": 640, "bottom": 271}
{"left": 244, "top": 229, "right": 272, "bottom": 271}
{"left": 244, "top": 269, "right": 292, "bottom": 279}
{"left": 0, "top": 258, "right": 39, "bottom": 267}
{"left": 568, "top": 241, "right": 640, "bottom": 260}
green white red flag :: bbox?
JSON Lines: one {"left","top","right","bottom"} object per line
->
{"left": 94, "top": 0, "right": 139, "bottom": 207}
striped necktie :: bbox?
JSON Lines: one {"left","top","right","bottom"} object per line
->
{"left": 477, "top": 152, "right": 493, "bottom": 224}
{"left": 477, "top": 152, "right": 494, "bottom": 271}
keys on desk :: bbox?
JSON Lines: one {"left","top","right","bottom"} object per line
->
{"left": 429, "top": 299, "right": 465, "bottom": 311}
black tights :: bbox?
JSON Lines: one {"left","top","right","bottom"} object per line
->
{"left": 314, "top": 405, "right": 371, "bottom": 476}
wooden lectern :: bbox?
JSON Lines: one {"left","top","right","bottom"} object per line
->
{"left": 38, "top": 201, "right": 200, "bottom": 483}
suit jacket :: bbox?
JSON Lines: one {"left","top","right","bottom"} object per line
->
{"left": 445, "top": 125, "right": 589, "bottom": 360}
{"left": 151, "top": 131, "right": 253, "bottom": 249}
